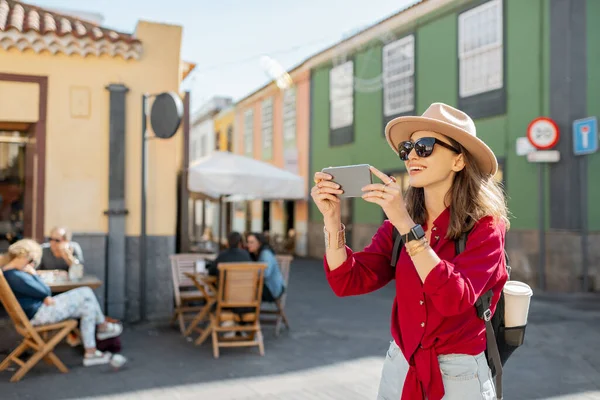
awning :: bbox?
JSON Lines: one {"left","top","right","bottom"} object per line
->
{"left": 188, "top": 151, "right": 306, "bottom": 200}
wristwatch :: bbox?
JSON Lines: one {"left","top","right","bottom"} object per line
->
{"left": 402, "top": 224, "right": 426, "bottom": 243}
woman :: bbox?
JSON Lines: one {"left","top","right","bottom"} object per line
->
{"left": 246, "top": 233, "right": 285, "bottom": 302}
{"left": 312, "top": 103, "right": 508, "bottom": 400}
{"left": 1, "top": 239, "right": 122, "bottom": 366}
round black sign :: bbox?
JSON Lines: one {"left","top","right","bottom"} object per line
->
{"left": 150, "top": 92, "right": 184, "bottom": 139}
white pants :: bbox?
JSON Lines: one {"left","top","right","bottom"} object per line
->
{"left": 30, "top": 287, "right": 105, "bottom": 349}
{"left": 377, "top": 340, "right": 496, "bottom": 400}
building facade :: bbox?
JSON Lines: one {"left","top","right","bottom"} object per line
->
{"left": 234, "top": 69, "right": 311, "bottom": 256}
{"left": 188, "top": 97, "right": 233, "bottom": 245}
{"left": 307, "top": 0, "right": 600, "bottom": 291}
{"left": 214, "top": 106, "right": 235, "bottom": 152}
{"left": 0, "top": 1, "right": 191, "bottom": 319}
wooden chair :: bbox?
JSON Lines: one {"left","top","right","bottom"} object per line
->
{"left": 169, "top": 253, "right": 216, "bottom": 334}
{"left": 205, "top": 262, "right": 267, "bottom": 359}
{"left": 261, "top": 255, "right": 292, "bottom": 336}
{"left": 0, "top": 270, "right": 77, "bottom": 382}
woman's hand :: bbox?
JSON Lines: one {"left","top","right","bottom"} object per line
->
{"left": 22, "top": 264, "right": 38, "bottom": 276}
{"left": 311, "top": 171, "right": 343, "bottom": 222}
{"left": 43, "top": 297, "right": 55, "bottom": 306}
{"left": 362, "top": 166, "right": 414, "bottom": 231}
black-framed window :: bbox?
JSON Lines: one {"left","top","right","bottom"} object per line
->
{"left": 457, "top": 0, "right": 506, "bottom": 118}
{"left": 243, "top": 109, "right": 253, "bottom": 156}
{"left": 383, "top": 34, "right": 415, "bottom": 125}
{"left": 282, "top": 86, "right": 297, "bottom": 145}
{"left": 261, "top": 97, "right": 274, "bottom": 160}
{"left": 226, "top": 125, "right": 233, "bottom": 152}
{"left": 329, "top": 61, "right": 354, "bottom": 146}
{"left": 215, "top": 130, "right": 221, "bottom": 151}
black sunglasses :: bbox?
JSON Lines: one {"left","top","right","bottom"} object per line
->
{"left": 49, "top": 237, "right": 63, "bottom": 243}
{"left": 398, "top": 137, "right": 461, "bottom": 161}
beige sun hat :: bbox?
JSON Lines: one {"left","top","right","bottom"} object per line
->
{"left": 384, "top": 102, "right": 498, "bottom": 176}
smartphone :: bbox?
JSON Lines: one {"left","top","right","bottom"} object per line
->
{"left": 321, "top": 164, "right": 372, "bottom": 198}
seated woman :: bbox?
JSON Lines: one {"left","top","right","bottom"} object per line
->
{"left": 246, "top": 232, "right": 285, "bottom": 302}
{"left": 1, "top": 239, "right": 122, "bottom": 366}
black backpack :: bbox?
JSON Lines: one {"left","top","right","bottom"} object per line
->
{"left": 391, "top": 227, "right": 526, "bottom": 400}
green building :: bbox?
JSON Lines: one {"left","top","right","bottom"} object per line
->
{"left": 307, "top": 0, "right": 600, "bottom": 292}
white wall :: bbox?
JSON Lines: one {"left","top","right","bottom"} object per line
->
{"left": 189, "top": 118, "right": 215, "bottom": 164}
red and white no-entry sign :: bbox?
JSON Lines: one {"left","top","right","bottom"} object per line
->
{"left": 527, "top": 117, "right": 560, "bottom": 150}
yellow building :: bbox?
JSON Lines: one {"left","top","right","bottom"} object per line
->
{"left": 213, "top": 106, "right": 235, "bottom": 152}
{"left": 0, "top": 1, "right": 193, "bottom": 321}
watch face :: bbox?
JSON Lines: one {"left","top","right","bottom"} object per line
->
{"left": 412, "top": 224, "right": 425, "bottom": 238}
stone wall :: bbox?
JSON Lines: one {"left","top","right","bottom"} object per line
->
{"left": 73, "top": 233, "right": 175, "bottom": 322}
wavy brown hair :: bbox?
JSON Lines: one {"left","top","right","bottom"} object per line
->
{"left": 404, "top": 140, "right": 510, "bottom": 239}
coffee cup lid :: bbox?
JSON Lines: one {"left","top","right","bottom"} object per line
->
{"left": 503, "top": 281, "right": 533, "bottom": 296}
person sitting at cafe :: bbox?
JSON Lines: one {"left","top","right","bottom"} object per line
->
{"left": 1, "top": 239, "right": 122, "bottom": 366}
{"left": 38, "top": 226, "right": 84, "bottom": 272}
{"left": 206, "top": 231, "right": 253, "bottom": 337}
{"left": 246, "top": 232, "right": 285, "bottom": 302}
{"left": 207, "top": 231, "right": 252, "bottom": 278}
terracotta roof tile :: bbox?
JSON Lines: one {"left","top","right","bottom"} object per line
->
{"left": 0, "top": 0, "right": 142, "bottom": 59}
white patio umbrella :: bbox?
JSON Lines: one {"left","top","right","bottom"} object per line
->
{"left": 187, "top": 152, "right": 306, "bottom": 247}
{"left": 188, "top": 151, "right": 305, "bottom": 199}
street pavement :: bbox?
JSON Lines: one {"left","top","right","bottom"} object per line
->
{"left": 1, "top": 257, "right": 600, "bottom": 399}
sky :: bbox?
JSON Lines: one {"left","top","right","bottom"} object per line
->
{"left": 28, "top": 0, "right": 417, "bottom": 112}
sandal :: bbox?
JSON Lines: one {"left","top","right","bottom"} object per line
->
{"left": 97, "top": 322, "right": 123, "bottom": 341}
{"left": 83, "top": 350, "right": 112, "bottom": 367}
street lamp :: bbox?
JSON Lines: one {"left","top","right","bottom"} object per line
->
{"left": 140, "top": 92, "right": 184, "bottom": 322}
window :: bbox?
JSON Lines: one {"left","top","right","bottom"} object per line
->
{"left": 215, "top": 131, "right": 221, "bottom": 151}
{"left": 200, "top": 135, "right": 207, "bottom": 158}
{"left": 227, "top": 125, "right": 233, "bottom": 152}
{"left": 244, "top": 109, "right": 253, "bottom": 156}
{"left": 261, "top": 98, "right": 273, "bottom": 160}
{"left": 458, "top": 0, "right": 503, "bottom": 98}
{"left": 282, "top": 87, "right": 297, "bottom": 145}
{"left": 383, "top": 35, "right": 415, "bottom": 117}
{"left": 190, "top": 138, "right": 197, "bottom": 163}
{"left": 329, "top": 61, "right": 354, "bottom": 130}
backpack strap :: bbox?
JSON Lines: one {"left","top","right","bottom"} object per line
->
{"left": 476, "top": 291, "right": 503, "bottom": 399}
{"left": 390, "top": 228, "right": 403, "bottom": 267}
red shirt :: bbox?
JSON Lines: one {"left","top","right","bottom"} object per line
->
{"left": 324, "top": 208, "right": 507, "bottom": 400}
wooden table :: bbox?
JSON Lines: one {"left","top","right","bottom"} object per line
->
{"left": 183, "top": 272, "right": 217, "bottom": 345}
{"left": 44, "top": 276, "right": 103, "bottom": 293}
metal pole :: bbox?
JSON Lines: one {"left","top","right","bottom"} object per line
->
{"left": 140, "top": 94, "right": 148, "bottom": 321}
{"left": 581, "top": 157, "right": 589, "bottom": 291}
{"left": 218, "top": 196, "right": 223, "bottom": 251}
{"left": 538, "top": 163, "right": 546, "bottom": 291}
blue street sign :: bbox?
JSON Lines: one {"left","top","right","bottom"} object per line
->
{"left": 573, "top": 117, "right": 598, "bottom": 156}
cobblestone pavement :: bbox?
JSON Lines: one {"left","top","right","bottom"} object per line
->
{"left": 1, "top": 258, "right": 600, "bottom": 399}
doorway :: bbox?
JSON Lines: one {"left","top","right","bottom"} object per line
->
{"left": 262, "top": 201, "right": 271, "bottom": 232}
{"left": 0, "top": 73, "right": 48, "bottom": 242}
{"left": 0, "top": 130, "right": 31, "bottom": 252}
{"left": 285, "top": 201, "right": 295, "bottom": 233}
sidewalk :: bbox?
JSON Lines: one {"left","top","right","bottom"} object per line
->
{"left": 1, "top": 258, "right": 600, "bottom": 399}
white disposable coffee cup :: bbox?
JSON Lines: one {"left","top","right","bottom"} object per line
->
{"left": 503, "top": 281, "right": 533, "bottom": 327}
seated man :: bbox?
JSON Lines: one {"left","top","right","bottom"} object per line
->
{"left": 38, "top": 226, "right": 84, "bottom": 272}
{"left": 207, "top": 231, "right": 253, "bottom": 337}
{"left": 207, "top": 231, "right": 252, "bottom": 277}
